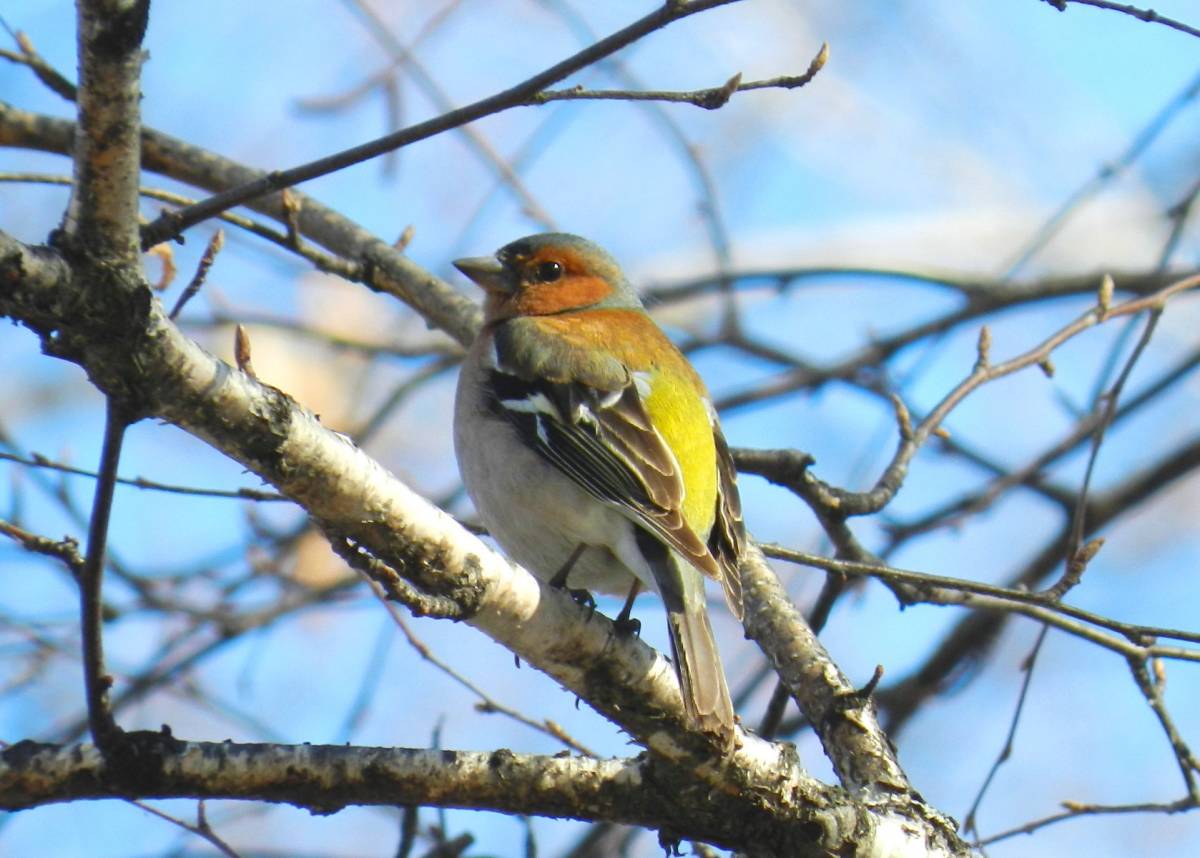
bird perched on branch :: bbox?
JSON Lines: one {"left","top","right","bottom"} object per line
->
{"left": 453, "top": 232, "right": 744, "bottom": 743}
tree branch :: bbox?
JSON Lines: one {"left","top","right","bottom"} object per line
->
{"left": 533, "top": 42, "right": 828, "bottom": 109}
{"left": 136, "top": 0, "right": 752, "bottom": 248}
{"left": 0, "top": 224, "right": 972, "bottom": 855}
{"left": 0, "top": 737, "right": 943, "bottom": 856}
{"left": 0, "top": 101, "right": 482, "bottom": 346}
{"left": 1042, "top": 0, "right": 1200, "bottom": 40}
{"left": 77, "top": 400, "right": 126, "bottom": 745}
{"left": 62, "top": 0, "right": 149, "bottom": 263}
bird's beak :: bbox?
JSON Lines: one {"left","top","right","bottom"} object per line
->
{"left": 453, "top": 256, "right": 512, "bottom": 295}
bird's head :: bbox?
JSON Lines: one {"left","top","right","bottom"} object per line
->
{"left": 454, "top": 233, "right": 642, "bottom": 323}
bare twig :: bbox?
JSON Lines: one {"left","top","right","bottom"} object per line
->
{"left": 1043, "top": 302, "right": 1163, "bottom": 600}
{"left": 168, "top": 229, "right": 225, "bottom": 320}
{"left": 880, "top": 431, "right": 1200, "bottom": 734}
{"left": 535, "top": 43, "right": 828, "bottom": 109}
{"left": 763, "top": 543, "right": 1200, "bottom": 657}
{"left": 79, "top": 401, "right": 127, "bottom": 744}
{"left": 831, "top": 273, "right": 1200, "bottom": 517}
{"left": 1042, "top": 0, "right": 1200, "bottom": 40}
{"left": 366, "top": 578, "right": 599, "bottom": 758}
{"left": 324, "top": 531, "right": 468, "bottom": 620}
{"left": 1004, "top": 64, "right": 1200, "bottom": 274}
{"left": 0, "top": 172, "right": 364, "bottom": 279}
{"left": 340, "top": 0, "right": 555, "bottom": 229}
{"left": 0, "top": 27, "right": 77, "bottom": 100}
{"left": 536, "top": 0, "right": 741, "bottom": 331}
{"left": 1126, "top": 656, "right": 1200, "bottom": 799}
{"left": 0, "top": 450, "right": 285, "bottom": 501}
{"left": 138, "top": 0, "right": 753, "bottom": 247}
{"left": 886, "top": 343, "right": 1200, "bottom": 545}
{"left": 130, "top": 799, "right": 242, "bottom": 858}
{"left": 962, "top": 626, "right": 1049, "bottom": 837}
{"left": 0, "top": 519, "right": 84, "bottom": 577}
{"left": 978, "top": 796, "right": 1198, "bottom": 846}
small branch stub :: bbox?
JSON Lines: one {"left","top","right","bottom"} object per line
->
{"left": 1098, "top": 273, "right": 1114, "bottom": 317}
{"left": 146, "top": 242, "right": 176, "bottom": 291}
{"left": 706, "top": 72, "right": 743, "bottom": 109}
{"left": 1073, "top": 536, "right": 1105, "bottom": 571}
{"left": 809, "top": 42, "right": 830, "bottom": 76}
{"left": 395, "top": 224, "right": 415, "bottom": 252}
{"left": 975, "top": 324, "right": 992, "bottom": 370}
{"left": 169, "top": 229, "right": 225, "bottom": 320}
{"left": 282, "top": 189, "right": 302, "bottom": 246}
{"left": 234, "top": 324, "right": 256, "bottom": 377}
{"left": 1043, "top": 536, "right": 1106, "bottom": 601}
{"left": 891, "top": 393, "right": 913, "bottom": 442}
{"left": 1153, "top": 657, "right": 1167, "bottom": 689}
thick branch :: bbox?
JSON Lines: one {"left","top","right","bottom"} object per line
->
{"left": 63, "top": 0, "right": 148, "bottom": 263}
{"left": 0, "top": 738, "right": 952, "bottom": 856}
{"left": 740, "top": 545, "right": 914, "bottom": 796}
{"left": 0, "top": 739, "right": 650, "bottom": 819}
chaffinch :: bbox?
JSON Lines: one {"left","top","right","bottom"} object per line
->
{"left": 453, "top": 233, "right": 745, "bottom": 743}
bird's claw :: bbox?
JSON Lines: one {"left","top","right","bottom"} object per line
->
{"left": 567, "top": 587, "right": 596, "bottom": 619}
{"left": 613, "top": 615, "right": 641, "bottom": 638}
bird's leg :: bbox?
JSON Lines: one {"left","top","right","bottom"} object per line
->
{"left": 613, "top": 580, "right": 642, "bottom": 638}
{"left": 549, "top": 543, "right": 586, "bottom": 589}
{"left": 549, "top": 543, "right": 595, "bottom": 618}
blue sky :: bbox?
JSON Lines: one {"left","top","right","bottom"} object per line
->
{"left": 2, "top": 1, "right": 1199, "bottom": 856}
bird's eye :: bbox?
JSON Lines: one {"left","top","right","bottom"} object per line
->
{"left": 533, "top": 260, "right": 563, "bottom": 283}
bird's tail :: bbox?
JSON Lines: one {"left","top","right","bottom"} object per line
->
{"left": 662, "top": 555, "right": 736, "bottom": 745}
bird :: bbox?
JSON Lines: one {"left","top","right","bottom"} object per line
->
{"left": 452, "top": 232, "right": 745, "bottom": 744}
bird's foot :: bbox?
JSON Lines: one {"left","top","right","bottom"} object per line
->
{"left": 613, "top": 615, "right": 641, "bottom": 638}
{"left": 567, "top": 587, "right": 597, "bottom": 620}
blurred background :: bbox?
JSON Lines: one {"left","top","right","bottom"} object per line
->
{"left": 2, "top": 0, "right": 1199, "bottom": 855}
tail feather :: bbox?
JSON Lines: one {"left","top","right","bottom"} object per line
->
{"left": 667, "top": 599, "right": 735, "bottom": 743}
{"left": 635, "top": 527, "right": 736, "bottom": 745}
{"left": 633, "top": 528, "right": 734, "bottom": 744}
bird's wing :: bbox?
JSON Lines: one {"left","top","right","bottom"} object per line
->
{"left": 486, "top": 368, "right": 724, "bottom": 582}
{"left": 709, "top": 423, "right": 745, "bottom": 620}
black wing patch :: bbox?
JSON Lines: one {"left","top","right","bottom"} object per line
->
{"left": 485, "top": 369, "right": 723, "bottom": 581}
